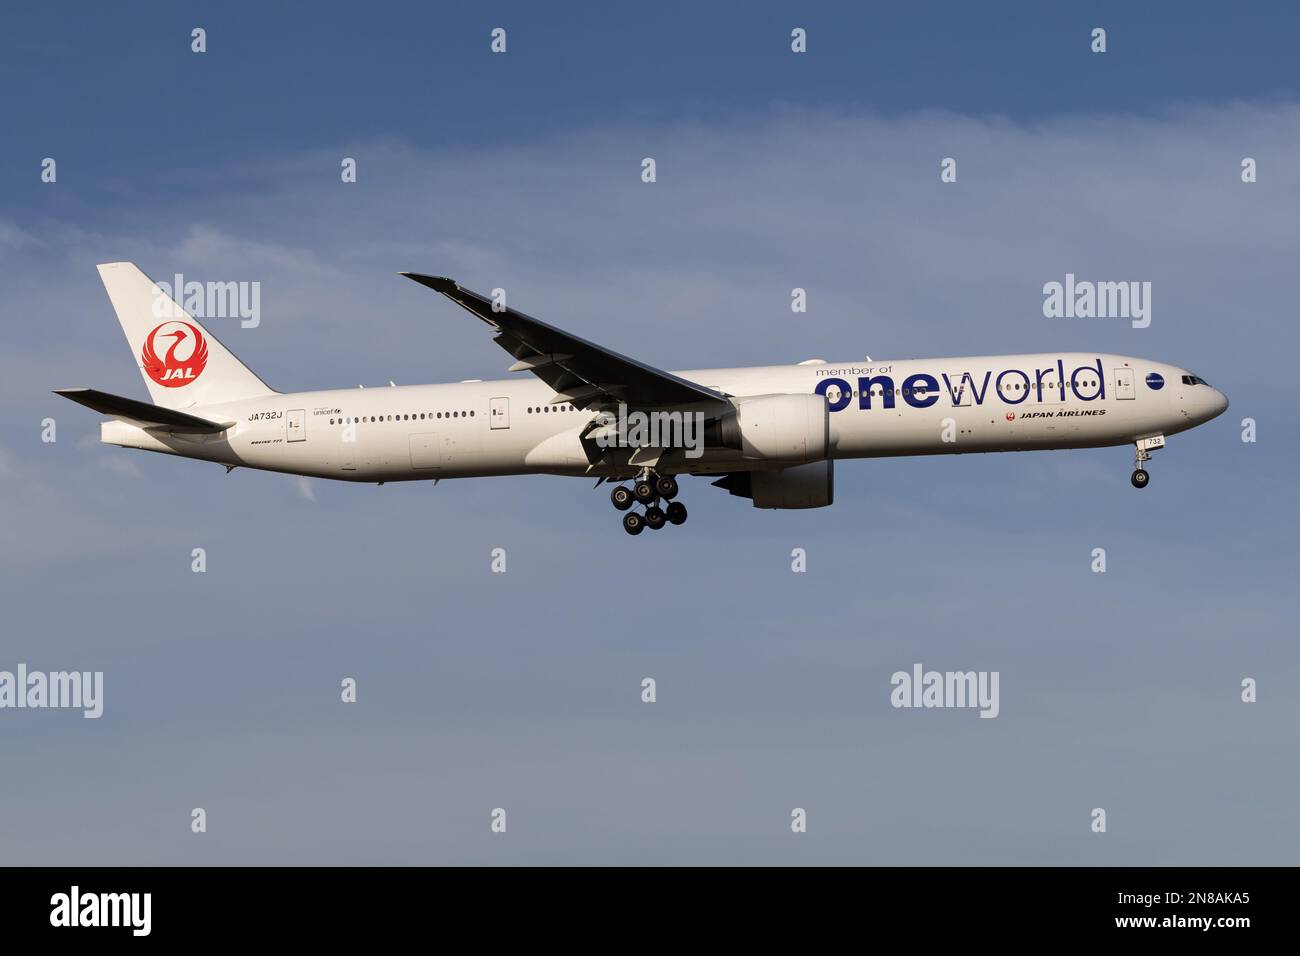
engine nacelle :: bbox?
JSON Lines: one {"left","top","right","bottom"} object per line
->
{"left": 713, "top": 460, "right": 835, "bottom": 509}
{"left": 718, "top": 394, "right": 829, "bottom": 462}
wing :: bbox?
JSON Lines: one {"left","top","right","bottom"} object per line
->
{"left": 400, "top": 274, "right": 727, "bottom": 409}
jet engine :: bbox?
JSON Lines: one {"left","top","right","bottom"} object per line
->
{"left": 717, "top": 394, "right": 829, "bottom": 462}
{"left": 712, "top": 459, "right": 834, "bottom": 509}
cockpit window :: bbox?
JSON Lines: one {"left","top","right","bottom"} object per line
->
{"left": 1181, "top": 374, "right": 1210, "bottom": 386}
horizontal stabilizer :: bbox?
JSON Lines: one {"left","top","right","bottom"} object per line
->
{"left": 53, "top": 388, "right": 232, "bottom": 433}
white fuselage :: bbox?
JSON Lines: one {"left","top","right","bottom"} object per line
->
{"left": 101, "top": 352, "right": 1228, "bottom": 482}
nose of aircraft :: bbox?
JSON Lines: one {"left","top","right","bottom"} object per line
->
{"left": 1201, "top": 388, "right": 1229, "bottom": 423}
{"left": 1179, "top": 374, "right": 1229, "bottom": 425}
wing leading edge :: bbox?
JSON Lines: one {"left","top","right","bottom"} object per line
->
{"left": 400, "top": 274, "right": 727, "bottom": 410}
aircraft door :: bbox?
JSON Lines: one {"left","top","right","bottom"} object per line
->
{"left": 287, "top": 408, "right": 306, "bottom": 441}
{"left": 340, "top": 420, "right": 356, "bottom": 471}
{"left": 1114, "top": 368, "right": 1135, "bottom": 400}
{"left": 490, "top": 396, "right": 510, "bottom": 429}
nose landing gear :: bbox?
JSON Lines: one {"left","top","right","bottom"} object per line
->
{"left": 611, "top": 469, "right": 687, "bottom": 534}
{"left": 1130, "top": 435, "right": 1164, "bottom": 490}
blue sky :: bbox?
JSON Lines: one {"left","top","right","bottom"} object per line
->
{"left": 0, "top": 2, "right": 1296, "bottom": 864}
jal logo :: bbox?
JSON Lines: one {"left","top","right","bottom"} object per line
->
{"left": 141, "top": 321, "right": 208, "bottom": 387}
{"left": 1005, "top": 412, "right": 1016, "bottom": 421}
{"left": 1145, "top": 372, "right": 1165, "bottom": 390}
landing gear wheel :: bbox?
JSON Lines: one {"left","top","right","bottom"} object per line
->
{"left": 644, "top": 506, "right": 667, "bottom": 530}
{"left": 633, "top": 480, "right": 656, "bottom": 504}
{"left": 622, "top": 511, "right": 645, "bottom": 535}
{"left": 1131, "top": 438, "right": 1159, "bottom": 490}
{"left": 610, "top": 485, "right": 633, "bottom": 511}
{"left": 655, "top": 475, "right": 679, "bottom": 500}
{"left": 665, "top": 501, "right": 688, "bottom": 525}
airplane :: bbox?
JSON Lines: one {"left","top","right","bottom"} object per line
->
{"left": 56, "top": 262, "right": 1229, "bottom": 535}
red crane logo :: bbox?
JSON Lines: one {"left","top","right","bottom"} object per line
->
{"left": 141, "top": 321, "right": 208, "bottom": 387}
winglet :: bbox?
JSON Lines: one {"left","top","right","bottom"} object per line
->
{"left": 399, "top": 273, "right": 459, "bottom": 294}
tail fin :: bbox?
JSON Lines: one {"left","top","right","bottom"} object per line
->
{"left": 96, "top": 262, "right": 275, "bottom": 409}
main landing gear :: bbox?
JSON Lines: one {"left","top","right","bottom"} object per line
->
{"left": 611, "top": 469, "right": 687, "bottom": 535}
{"left": 1130, "top": 435, "right": 1164, "bottom": 490}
